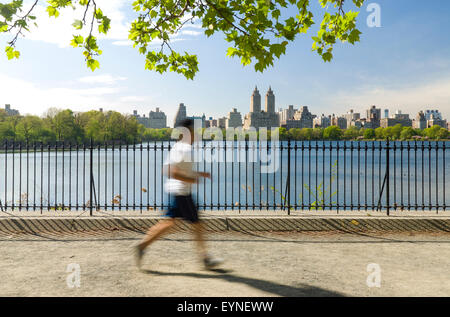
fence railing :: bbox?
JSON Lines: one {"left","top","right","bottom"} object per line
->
{"left": 0, "top": 139, "right": 448, "bottom": 214}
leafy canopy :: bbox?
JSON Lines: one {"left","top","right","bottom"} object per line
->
{"left": 1, "top": 0, "right": 365, "bottom": 79}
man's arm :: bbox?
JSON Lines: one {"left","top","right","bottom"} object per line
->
{"left": 164, "top": 166, "right": 210, "bottom": 183}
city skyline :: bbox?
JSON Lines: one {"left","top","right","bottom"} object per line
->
{"left": 1, "top": 1, "right": 450, "bottom": 124}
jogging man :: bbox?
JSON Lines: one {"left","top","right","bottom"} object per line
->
{"left": 134, "top": 118, "right": 223, "bottom": 270}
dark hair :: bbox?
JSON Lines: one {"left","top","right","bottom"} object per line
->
{"left": 177, "top": 118, "right": 194, "bottom": 129}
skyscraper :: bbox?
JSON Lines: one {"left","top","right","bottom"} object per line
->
{"left": 244, "top": 87, "right": 279, "bottom": 129}
{"left": 250, "top": 86, "right": 261, "bottom": 113}
{"left": 265, "top": 86, "right": 275, "bottom": 113}
{"left": 174, "top": 103, "right": 187, "bottom": 127}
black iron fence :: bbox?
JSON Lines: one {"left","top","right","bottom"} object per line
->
{"left": 0, "top": 139, "right": 448, "bottom": 214}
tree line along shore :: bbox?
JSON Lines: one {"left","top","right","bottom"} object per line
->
{"left": 0, "top": 108, "right": 448, "bottom": 143}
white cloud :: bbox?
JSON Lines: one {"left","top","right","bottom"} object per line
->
{"left": 78, "top": 74, "right": 127, "bottom": 85}
{"left": 181, "top": 30, "right": 203, "bottom": 36}
{"left": 0, "top": 73, "right": 123, "bottom": 115}
{"left": 0, "top": 73, "right": 164, "bottom": 117}
{"left": 17, "top": 0, "right": 203, "bottom": 48}
{"left": 21, "top": 0, "right": 132, "bottom": 48}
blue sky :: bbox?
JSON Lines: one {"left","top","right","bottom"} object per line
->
{"left": 1, "top": 0, "right": 450, "bottom": 126}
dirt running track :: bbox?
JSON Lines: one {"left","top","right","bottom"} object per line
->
{"left": 0, "top": 230, "right": 449, "bottom": 296}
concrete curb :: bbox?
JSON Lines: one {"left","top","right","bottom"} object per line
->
{"left": 0, "top": 216, "right": 449, "bottom": 235}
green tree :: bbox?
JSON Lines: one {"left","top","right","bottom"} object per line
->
{"left": 374, "top": 127, "right": 384, "bottom": 140}
{"left": 1, "top": 0, "right": 366, "bottom": 79}
{"left": 423, "top": 125, "right": 443, "bottom": 140}
{"left": 299, "top": 128, "right": 313, "bottom": 140}
{"left": 16, "top": 115, "right": 43, "bottom": 141}
{"left": 363, "top": 128, "right": 375, "bottom": 139}
{"left": 343, "top": 126, "right": 359, "bottom": 140}
{"left": 400, "top": 127, "right": 415, "bottom": 140}
{"left": 323, "top": 126, "right": 342, "bottom": 140}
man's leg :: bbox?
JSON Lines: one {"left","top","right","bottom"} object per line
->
{"left": 139, "top": 218, "right": 176, "bottom": 250}
{"left": 192, "top": 221, "right": 223, "bottom": 269}
{"left": 192, "top": 222, "right": 207, "bottom": 259}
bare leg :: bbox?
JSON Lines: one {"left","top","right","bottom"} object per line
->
{"left": 192, "top": 222, "right": 207, "bottom": 259}
{"left": 138, "top": 218, "right": 176, "bottom": 250}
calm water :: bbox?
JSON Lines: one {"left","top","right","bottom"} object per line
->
{"left": 0, "top": 141, "right": 449, "bottom": 210}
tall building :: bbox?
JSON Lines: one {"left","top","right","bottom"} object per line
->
{"left": 205, "top": 117, "right": 217, "bottom": 128}
{"left": 218, "top": 117, "right": 227, "bottom": 129}
{"left": 424, "top": 110, "right": 442, "bottom": 120}
{"left": 281, "top": 106, "right": 313, "bottom": 130}
{"left": 265, "top": 86, "right": 275, "bottom": 113}
{"left": 413, "top": 111, "right": 427, "bottom": 130}
{"left": 174, "top": 103, "right": 187, "bottom": 127}
{"left": 380, "top": 110, "right": 412, "bottom": 128}
{"left": 279, "top": 105, "right": 296, "bottom": 123}
{"left": 313, "top": 114, "right": 331, "bottom": 129}
{"left": 427, "top": 113, "right": 447, "bottom": 129}
{"left": 343, "top": 109, "right": 360, "bottom": 128}
{"left": 149, "top": 107, "right": 167, "bottom": 129}
{"left": 331, "top": 114, "right": 348, "bottom": 130}
{"left": 243, "top": 86, "right": 279, "bottom": 129}
{"left": 225, "top": 108, "right": 243, "bottom": 129}
{"left": 132, "top": 110, "right": 150, "bottom": 127}
{"left": 4, "top": 104, "right": 19, "bottom": 116}
{"left": 250, "top": 86, "right": 261, "bottom": 113}
{"left": 366, "top": 105, "right": 381, "bottom": 129}
{"left": 384, "top": 109, "right": 389, "bottom": 119}
{"left": 173, "top": 103, "right": 205, "bottom": 128}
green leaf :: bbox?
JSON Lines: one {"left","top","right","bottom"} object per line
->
{"left": 87, "top": 58, "right": 100, "bottom": 71}
{"left": 72, "top": 19, "right": 83, "bottom": 30}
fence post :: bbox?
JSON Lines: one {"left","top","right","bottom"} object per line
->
{"left": 90, "top": 138, "right": 93, "bottom": 216}
{"left": 287, "top": 138, "right": 291, "bottom": 215}
{"left": 386, "top": 137, "right": 390, "bottom": 216}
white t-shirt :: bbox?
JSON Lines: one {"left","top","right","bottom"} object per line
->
{"left": 164, "top": 141, "right": 194, "bottom": 195}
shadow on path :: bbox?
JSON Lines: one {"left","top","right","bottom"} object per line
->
{"left": 141, "top": 268, "right": 345, "bottom": 297}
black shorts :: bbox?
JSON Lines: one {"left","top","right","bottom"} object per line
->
{"left": 165, "top": 195, "right": 199, "bottom": 223}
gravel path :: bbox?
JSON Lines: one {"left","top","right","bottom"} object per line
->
{"left": 1, "top": 230, "right": 449, "bottom": 297}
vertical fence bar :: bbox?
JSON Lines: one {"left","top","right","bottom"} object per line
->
{"left": 386, "top": 138, "right": 390, "bottom": 215}
{"left": 393, "top": 142, "right": 396, "bottom": 207}
{"left": 287, "top": 139, "right": 291, "bottom": 214}
{"left": 90, "top": 139, "right": 93, "bottom": 216}
{"left": 54, "top": 141, "right": 57, "bottom": 210}
{"left": 69, "top": 142, "right": 72, "bottom": 211}
{"left": 443, "top": 142, "right": 446, "bottom": 210}
{"left": 26, "top": 140, "right": 29, "bottom": 210}
{"left": 364, "top": 142, "right": 368, "bottom": 210}
{"left": 19, "top": 142, "right": 22, "bottom": 210}
{"left": 336, "top": 142, "right": 339, "bottom": 212}
{"left": 12, "top": 141, "right": 15, "bottom": 210}
{"left": 4, "top": 140, "right": 7, "bottom": 210}
{"left": 322, "top": 141, "right": 325, "bottom": 210}
{"left": 401, "top": 142, "right": 404, "bottom": 208}
{"left": 343, "top": 142, "right": 346, "bottom": 210}
{"left": 154, "top": 141, "right": 156, "bottom": 211}
{"left": 357, "top": 142, "right": 360, "bottom": 210}
{"left": 40, "top": 142, "right": 43, "bottom": 212}
{"left": 408, "top": 142, "right": 411, "bottom": 209}
{"left": 47, "top": 143, "right": 50, "bottom": 211}
{"left": 415, "top": 142, "right": 418, "bottom": 210}
{"left": 436, "top": 142, "right": 439, "bottom": 213}
{"left": 76, "top": 143, "right": 79, "bottom": 210}
{"left": 33, "top": 141, "right": 36, "bottom": 211}
{"left": 429, "top": 142, "right": 432, "bottom": 210}
{"left": 61, "top": 141, "right": 64, "bottom": 210}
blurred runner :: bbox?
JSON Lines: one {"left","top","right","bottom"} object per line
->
{"left": 134, "top": 118, "right": 223, "bottom": 270}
